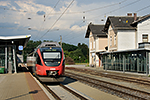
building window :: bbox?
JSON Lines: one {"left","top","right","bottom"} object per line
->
{"left": 114, "top": 36, "right": 116, "bottom": 45}
{"left": 93, "top": 41, "right": 95, "bottom": 49}
{"left": 90, "top": 42, "right": 92, "bottom": 49}
{"left": 110, "top": 36, "right": 112, "bottom": 46}
{"left": 142, "top": 34, "right": 148, "bottom": 42}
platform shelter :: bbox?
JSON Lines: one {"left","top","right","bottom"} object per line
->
{"left": 101, "top": 48, "right": 150, "bottom": 75}
{"left": 0, "top": 35, "right": 31, "bottom": 73}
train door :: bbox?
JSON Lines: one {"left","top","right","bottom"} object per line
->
{"left": 35, "top": 52, "right": 43, "bottom": 75}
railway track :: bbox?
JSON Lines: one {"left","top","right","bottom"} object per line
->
{"left": 65, "top": 71, "right": 150, "bottom": 100}
{"left": 34, "top": 72, "right": 88, "bottom": 100}
{"left": 42, "top": 82, "right": 88, "bottom": 100}
{"left": 66, "top": 67, "right": 150, "bottom": 86}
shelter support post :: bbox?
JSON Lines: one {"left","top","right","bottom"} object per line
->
{"left": 5, "top": 46, "right": 7, "bottom": 73}
{"left": 8, "top": 47, "right": 12, "bottom": 74}
{"left": 13, "top": 46, "right": 17, "bottom": 73}
{"left": 146, "top": 52, "right": 149, "bottom": 76}
{"left": 123, "top": 54, "right": 125, "bottom": 73}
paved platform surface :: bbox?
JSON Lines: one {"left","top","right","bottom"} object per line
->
{"left": 0, "top": 72, "right": 50, "bottom": 100}
{"left": 63, "top": 77, "right": 123, "bottom": 100}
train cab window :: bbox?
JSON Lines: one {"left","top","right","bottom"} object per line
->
{"left": 36, "top": 53, "right": 42, "bottom": 65}
{"left": 42, "top": 52, "right": 62, "bottom": 66}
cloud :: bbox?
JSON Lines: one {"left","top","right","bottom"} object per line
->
{"left": 70, "top": 25, "right": 86, "bottom": 32}
{"left": 36, "top": 11, "right": 45, "bottom": 15}
{"left": 0, "top": 22, "right": 19, "bottom": 28}
{"left": 0, "top": 0, "right": 150, "bottom": 45}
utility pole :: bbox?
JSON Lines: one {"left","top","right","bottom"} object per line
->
{"left": 60, "top": 35, "right": 62, "bottom": 47}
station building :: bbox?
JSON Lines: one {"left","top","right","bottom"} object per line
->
{"left": 85, "top": 23, "right": 107, "bottom": 67}
{"left": 86, "top": 13, "right": 150, "bottom": 75}
{"left": 0, "top": 35, "right": 31, "bottom": 73}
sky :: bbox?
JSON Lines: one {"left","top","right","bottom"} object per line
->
{"left": 0, "top": 0, "right": 150, "bottom": 46}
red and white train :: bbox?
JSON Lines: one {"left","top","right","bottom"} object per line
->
{"left": 27, "top": 42, "right": 65, "bottom": 82}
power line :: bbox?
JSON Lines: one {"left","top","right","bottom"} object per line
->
{"left": 44, "top": 0, "right": 128, "bottom": 14}
{"left": 59, "top": 20, "right": 90, "bottom": 43}
{"left": 38, "top": 0, "right": 75, "bottom": 40}
{"left": 44, "top": 0, "right": 61, "bottom": 21}
{"left": 63, "top": 21, "right": 85, "bottom": 38}
{"left": 135, "top": 4, "right": 150, "bottom": 13}
{"left": 0, "top": 0, "right": 127, "bottom": 16}
{"left": 83, "top": 0, "right": 127, "bottom": 13}
{"left": 62, "top": 0, "right": 150, "bottom": 45}
{"left": 33, "top": 0, "right": 61, "bottom": 40}
{"left": 87, "top": 0, "right": 141, "bottom": 20}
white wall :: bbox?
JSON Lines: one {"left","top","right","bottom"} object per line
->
{"left": 96, "top": 54, "right": 99, "bottom": 67}
{"left": 95, "top": 37, "right": 99, "bottom": 52}
{"left": 117, "top": 30, "right": 136, "bottom": 51}
{"left": 137, "top": 18, "right": 150, "bottom": 44}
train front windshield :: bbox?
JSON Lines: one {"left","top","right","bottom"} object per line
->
{"left": 40, "top": 47, "right": 62, "bottom": 66}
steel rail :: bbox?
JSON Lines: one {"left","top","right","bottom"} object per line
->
{"left": 43, "top": 84, "right": 61, "bottom": 100}
{"left": 59, "top": 83, "right": 88, "bottom": 100}
{"left": 65, "top": 72, "right": 150, "bottom": 100}
{"left": 66, "top": 67, "right": 150, "bottom": 86}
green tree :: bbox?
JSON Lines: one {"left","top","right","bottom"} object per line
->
{"left": 23, "top": 40, "right": 89, "bottom": 63}
{"left": 69, "top": 49, "right": 86, "bottom": 63}
{"left": 62, "top": 43, "right": 78, "bottom": 52}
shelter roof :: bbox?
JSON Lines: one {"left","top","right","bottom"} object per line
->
{"left": 0, "top": 35, "right": 31, "bottom": 48}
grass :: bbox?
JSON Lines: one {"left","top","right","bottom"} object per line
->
{"left": 75, "top": 63, "right": 89, "bottom": 67}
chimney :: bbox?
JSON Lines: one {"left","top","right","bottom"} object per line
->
{"left": 134, "top": 13, "right": 137, "bottom": 21}
{"left": 127, "top": 13, "right": 132, "bottom": 16}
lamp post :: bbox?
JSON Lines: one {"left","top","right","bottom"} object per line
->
{"left": 79, "top": 56, "right": 81, "bottom": 63}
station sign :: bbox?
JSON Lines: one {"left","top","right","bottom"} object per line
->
{"left": 18, "top": 45, "right": 23, "bottom": 51}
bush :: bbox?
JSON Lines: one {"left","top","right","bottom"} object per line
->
{"left": 65, "top": 57, "right": 75, "bottom": 65}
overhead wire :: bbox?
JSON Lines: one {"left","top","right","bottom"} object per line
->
{"left": 34, "top": 0, "right": 128, "bottom": 42}
{"left": 47, "top": 0, "right": 128, "bottom": 14}
{"left": 45, "top": 0, "right": 61, "bottom": 20}
{"left": 38, "top": 0, "right": 75, "bottom": 40}
{"left": 62, "top": 0, "right": 142, "bottom": 44}
{"left": 60, "top": 0, "right": 130, "bottom": 41}
{"left": 33, "top": 0, "right": 61, "bottom": 40}
{"left": 62, "top": 21, "right": 85, "bottom": 39}
{"left": 60, "top": 21, "right": 89, "bottom": 43}
{"left": 1, "top": 0, "right": 148, "bottom": 45}
{"left": 0, "top": 0, "right": 127, "bottom": 15}
{"left": 135, "top": 4, "right": 150, "bottom": 13}
{"left": 82, "top": 0, "right": 127, "bottom": 13}
{"left": 87, "top": 0, "right": 141, "bottom": 20}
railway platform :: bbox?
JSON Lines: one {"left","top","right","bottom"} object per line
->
{"left": 0, "top": 72, "right": 51, "bottom": 100}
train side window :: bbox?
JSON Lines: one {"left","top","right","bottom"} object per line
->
{"left": 36, "top": 53, "right": 42, "bottom": 65}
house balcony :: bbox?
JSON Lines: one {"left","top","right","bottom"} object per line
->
{"left": 138, "top": 42, "right": 150, "bottom": 49}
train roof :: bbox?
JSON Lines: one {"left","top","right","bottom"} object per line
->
{"left": 38, "top": 42, "right": 61, "bottom": 48}
{"left": 32, "top": 42, "right": 61, "bottom": 55}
